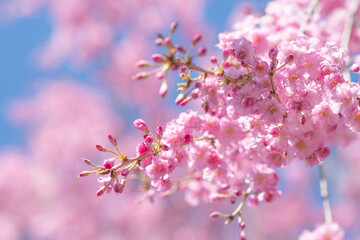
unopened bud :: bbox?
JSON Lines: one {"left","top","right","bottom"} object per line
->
{"left": 210, "top": 211, "right": 221, "bottom": 218}
{"left": 114, "top": 182, "right": 124, "bottom": 194}
{"left": 192, "top": 33, "right": 202, "bottom": 45}
{"left": 351, "top": 63, "right": 360, "bottom": 72}
{"left": 152, "top": 54, "right": 164, "bottom": 63}
{"left": 210, "top": 56, "right": 218, "bottom": 64}
{"left": 268, "top": 47, "right": 278, "bottom": 60}
{"left": 95, "top": 144, "right": 107, "bottom": 152}
{"left": 78, "top": 171, "right": 92, "bottom": 177}
{"left": 104, "top": 158, "right": 115, "bottom": 169}
{"left": 156, "top": 126, "right": 163, "bottom": 138}
{"left": 175, "top": 93, "right": 185, "bottom": 105}
{"left": 197, "top": 47, "right": 207, "bottom": 56}
{"left": 170, "top": 22, "right": 178, "bottom": 32}
{"left": 161, "top": 144, "right": 169, "bottom": 151}
{"left": 135, "top": 60, "right": 151, "bottom": 67}
{"left": 121, "top": 168, "right": 130, "bottom": 176}
{"left": 82, "top": 158, "right": 92, "bottom": 165}
{"left": 156, "top": 71, "right": 165, "bottom": 80}
{"left": 108, "top": 134, "right": 117, "bottom": 146}
{"left": 133, "top": 72, "right": 150, "bottom": 80}
{"left": 159, "top": 79, "right": 168, "bottom": 97}
{"left": 180, "top": 96, "right": 192, "bottom": 106}
{"left": 285, "top": 54, "right": 294, "bottom": 63}
{"left": 96, "top": 186, "right": 106, "bottom": 197}
{"left": 133, "top": 119, "right": 149, "bottom": 132}
{"left": 176, "top": 45, "right": 186, "bottom": 54}
{"left": 155, "top": 38, "right": 163, "bottom": 46}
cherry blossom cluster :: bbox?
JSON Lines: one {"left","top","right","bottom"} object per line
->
{"left": 79, "top": 0, "right": 360, "bottom": 239}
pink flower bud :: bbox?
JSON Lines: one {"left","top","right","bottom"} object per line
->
{"left": 240, "top": 222, "right": 246, "bottom": 229}
{"left": 155, "top": 38, "right": 163, "bottom": 46}
{"left": 114, "top": 182, "right": 124, "bottom": 194}
{"left": 164, "top": 37, "right": 172, "bottom": 45}
{"left": 159, "top": 80, "right": 168, "bottom": 97}
{"left": 230, "top": 197, "right": 236, "bottom": 204}
{"left": 210, "top": 56, "right": 218, "bottom": 64}
{"left": 176, "top": 45, "right": 186, "bottom": 53}
{"left": 156, "top": 71, "right": 165, "bottom": 80}
{"left": 82, "top": 158, "right": 92, "bottom": 165}
{"left": 351, "top": 63, "right": 360, "bottom": 72}
{"left": 95, "top": 144, "right": 107, "bottom": 152}
{"left": 161, "top": 144, "right": 169, "bottom": 151}
{"left": 192, "top": 33, "right": 202, "bottom": 45}
{"left": 223, "top": 61, "right": 231, "bottom": 68}
{"left": 96, "top": 186, "right": 106, "bottom": 197}
{"left": 135, "top": 60, "right": 151, "bottom": 67}
{"left": 145, "top": 136, "right": 154, "bottom": 145}
{"left": 133, "top": 119, "right": 149, "bottom": 132}
{"left": 152, "top": 54, "right": 164, "bottom": 63}
{"left": 175, "top": 93, "right": 185, "bottom": 105}
{"left": 78, "top": 171, "right": 92, "bottom": 177}
{"left": 197, "top": 47, "right": 207, "bottom": 56}
{"left": 121, "top": 168, "right": 130, "bottom": 176}
{"left": 137, "top": 142, "right": 151, "bottom": 156}
{"left": 133, "top": 72, "right": 150, "bottom": 80}
{"left": 104, "top": 158, "right": 115, "bottom": 169}
{"left": 285, "top": 54, "right": 294, "bottom": 63}
{"left": 170, "top": 22, "right": 178, "bottom": 32}
{"left": 108, "top": 134, "right": 117, "bottom": 146}
{"left": 156, "top": 126, "right": 163, "bottom": 138}
{"left": 210, "top": 211, "right": 220, "bottom": 218}
{"left": 180, "top": 96, "right": 192, "bottom": 106}
{"left": 268, "top": 47, "right": 278, "bottom": 60}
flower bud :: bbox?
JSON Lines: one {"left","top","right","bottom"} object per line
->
{"left": 145, "top": 136, "right": 154, "bottom": 145}
{"left": 210, "top": 56, "right": 218, "bottom": 64}
{"left": 192, "top": 33, "right": 202, "bottom": 45}
{"left": 114, "top": 182, "right": 124, "bottom": 194}
{"left": 197, "top": 47, "right": 207, "bottom": 56}
{"left": 133, "top": 119, "right": 149, "bottom": 132}
{"left": 268, "top": 47, "right": 278, "bottom": 60}
{"left": 210, "top": 211, "right": 221, "bottom": 218}
{"left": 78, "top": 171, "right": 92, "bottom": 177}
{"left": 121, "top": 168, "right": 130, "bottom": 176}
{"left": 135, "top": 60, "right": 151, "bottom": 67}
{"left": 159, "top": 79, "right": 168, "bottom": 97}
{"left": 170, "top": 22, "right": 178, "bottom": 32}
{"left": 152, "top": 54, "right": 164, "bottom": 63}
{"left": 156, "top": 126, "right": 163, "bottom": 138}
{"left": 96, "top": 186, "right": 106, "bottom": 197}
{"left": 104, "top": 158, "right": 115, "bottom": 169}
{"left": 176, "top": 45, "right": 186, "bottom": 53}
{"left": 95, "top": 144, "right": 107, "bottom": 152}
{"left": 161, "top": 144, "right": 169, "bottom": 151}
{"left": 108, "top": 134, "right": 117, "bottom": 146}
{"left": 175, "top": 93, "right": 185, "bottom": 105}
{"left": 155, "top": 38, "right": 163, "bottom": 46}
{"left": 82, "top": 158, "right": 92, "bottom": 165}
{"left": 285, "top": 54, "right": 294, "bottom": 63}
{"left": 133, "top": 72, "right": 150, "bottom": 80}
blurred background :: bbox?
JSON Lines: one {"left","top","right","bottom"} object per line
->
{"left": 0, "top": 0, "right": 359, "bottom": 239}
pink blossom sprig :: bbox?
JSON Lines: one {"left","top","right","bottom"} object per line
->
{"left": 79, "top": 120, "right": 168, "bottom": 197}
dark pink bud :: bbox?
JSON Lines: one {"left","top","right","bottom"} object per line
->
{"left": 114, "top": 182, "right": 124, "bottom": 194}
{"left": 82, "top": 158, "right": 92, "bottom": 165}
{"left": 152, "top": 54, "right": 164, "bottom": 63}
{"left": 133, "top": 72, "right": 150, "bottom": 80}
{"left": 156, "top": 126, "right": 163, "bottom": 138}
{"left": 210, "top": 211, "right": 220, "bottom": 218}
{"left": 197, "top": 47, "right": 207, "bottom": 56}
{"left": 351, "top": 63, "right": 360, "bottom": 72}
{"left": 78, "top": 171, "right": 92, "bottom": 177}
{"left": 161, "top": 144, "right": 169, "bottom": 151}
{"left": 176, "top": 45, "right": 186, "bottom": 53}
{"left": 133, "top": 119, "right": 149, "bottom": 132}
{"left": 285, "top": 54, "right": 294, "bottom": 63}
{"left": 121, "top": 168, "right": 130, "bottom": 176}
{"left": 145, "top": 136, "right": 154, "bottom": 145}
{"left": 137, "top": 142, "right": 150, "bottom": 156}
{"left": 175, "top": 93, "right": 185, "bottom": 105}
{"left": 223, "top": 61, "right": 231, "bottom": 68}
{"left": 268, "top": 47, "right": 278, "bottom": 60}
{"left": 95, "top": 144, "right": 107, "bottom": 152}
{"left": 192, "top": 33, "right": 202, "bottom": 45}
{"left": 210, "top": 56, "right": 218, "bottom": 64}
{"left": 104, "top": 158, "right": 115, "bottom": 169}
{"left": 108, "top": 134, "right": 117, "bottom": 146}
{"left": 170, "top": 22, "right": 178, "bottom": 32}
{"left": 230, "top": 197, "right": 236, "bottom": 204}
{"left": 182, "top": 134, "right": 193, "bottom": 145}
{"left": 240, "top": 222, "right": 246, "bottom": 229}
{"left": 155, "top": 38, "right": 163, "bottom": 46}
{"left": 96, "top": 186, "right": 106, "bottom": 197}
{"left": 180, "top": 96, "right": 192, "bottom": 106}
{"left": 135, "top": 60, "right": 151, "bottom": 67}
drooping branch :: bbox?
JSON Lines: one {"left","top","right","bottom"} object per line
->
{"left": 318, "top": 161, "right": 333, "bottom": 223}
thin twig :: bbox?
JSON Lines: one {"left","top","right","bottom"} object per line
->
{"left": 300, "top": 0, "right": 320, "bottom": 35}
{"left": 341, "top": 0, "right": 360, "bottom": 82}
{"left": 318, "top": 161, "right": 333, "bottom": 223}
